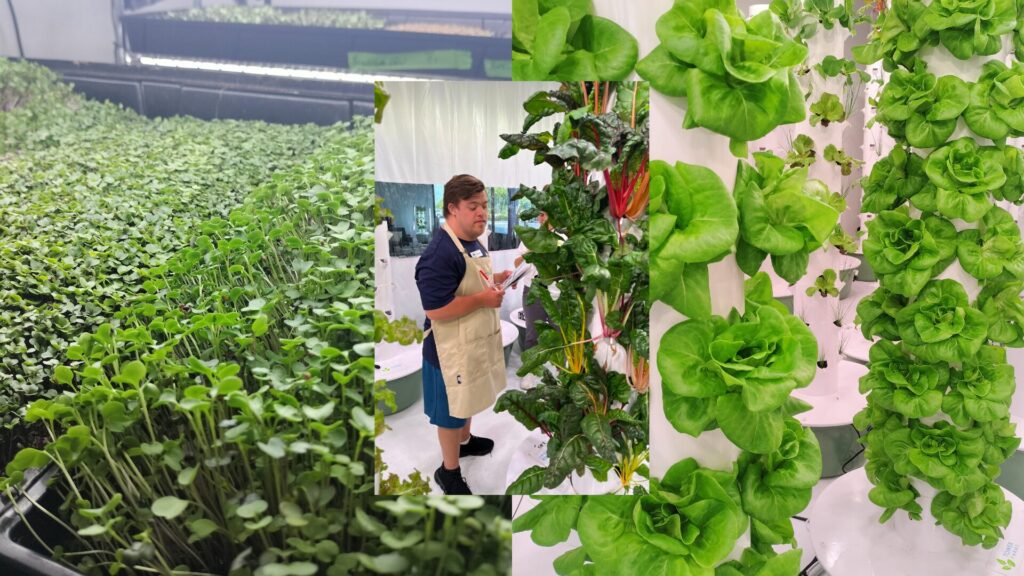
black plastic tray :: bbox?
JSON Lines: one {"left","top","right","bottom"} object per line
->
{"left": 121, "top": 9, "right": 512, "bottom": 79}
{"left": 0, "top": 468, "right": 82, "bottom": 576}
{"left": 33, "top": 59, "right": 372, "bottom": 125}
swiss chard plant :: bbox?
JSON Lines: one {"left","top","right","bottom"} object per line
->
{"left": 637, "top": 0, "right": 807, "bottom": 149}
{"left": 496, "top": 82, "right": 649, "bottom": 493}
{"left": 734, "top": 152, "right": 843, "bottom": 284}
{"left": 512, "top": 0, "right": 639, "bottom": 80}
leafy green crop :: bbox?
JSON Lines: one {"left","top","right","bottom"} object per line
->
{"left": 805, "top": 268, "right": 839, "bottom": 297}
{"left": 956, "top": 206, "right": 1024, "bottom": 280}
{"left": 512, "top": 0, "right": 638, "bottom": 80}
{"left": 857, "top": 3, "right": 1021, "bottom": 547}
{"left": 916, "top": 137, "right": 1006, "bottom": 222}
{"left": 734, "top": 152, "right": 842, "bottom": 284}
{"left": 856, "top": 285, "right": 909, "bottom": 342}
{"left": 0, "top": 58, "right": 330, "bottom": 462}
{"left": 497, "top": 82, "right": 649, "bottom": 493}
{"left": 964, "top": 59, "right": 1024, "bottom": 140}
{"left": 1, "top": 58, "right": 512, "bottom": 574}
{"left": 823, "top": 143, "right": 862, "bottom": 176}
{"left": 513, "top": 457, "right": 805, "bottom": 574}
{"left": 637, "top": 0, "right": 807, "bottom": 145}
{"left": 737, "top": 418, "right": 821, "bottom": 527}
{"left": 785, "top": 134, "right": 817, "bottom": 169}
{"left": 977, "top": 279, "right": 1024, "bottom": 345}
{"left": 859, "top": 340, "right": 949, "bottom": 419}
{"left": 814, "top": 55, "right": 871, "bottom": 85}
{"left": 875, "top": 63, "right": 969, "bottom": 148}
{"left": 650, "top": 159, "right": 737, "bottom": 318}
{"left": 860, "top": 147, "right": 932, "bottom": 214}
{"left": 809, "top": 92, "right": 846, "bottom": 127}
{"left": 770, "top": 0, "right": 868, "bottom": 40}
{"left": 855, "top": 0, "right": 1018, "bottom": 69}
{"left": 895, "top": 279, "right": 988, "bottom": 364}
{"left": 922, "top": 0, "right": 1017, "bottom": 60}
{"left": 932, "top": 483, "right": 1013, "bottom": 548}
{"left": 883, "top": 419, "right": 1000, "bottom": 496}
{"left": 658, "top": 275, "right": 817, "bottom": 453}
{"left": 1017, "top": 0, "right": 1024, "bottom": 60}
{"left": 943, "top": 345, "right": 1016, "bottom": 427}
{"left": 162, "top": 6, "right": 387, "bottom": 28}
{"left": 862, "top": 208, "right": 956, "bottom": 298}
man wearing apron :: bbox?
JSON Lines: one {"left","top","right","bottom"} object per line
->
{"left": 415, "top": 174, "right": 510, "bottom": 494}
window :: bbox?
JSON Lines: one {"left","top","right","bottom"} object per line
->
{"left": 378, "top": 181, "right": 530, "bottom": 256}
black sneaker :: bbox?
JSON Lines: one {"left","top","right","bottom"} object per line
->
{"left": 434, "top": 464, "right": 472, "bottom": 495}
{"left": 459, "top": 435, "right": 494, "bottom": 457}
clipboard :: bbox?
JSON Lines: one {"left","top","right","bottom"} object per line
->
{"left": 500, "top": 261, "right": 533, "bottom": 290}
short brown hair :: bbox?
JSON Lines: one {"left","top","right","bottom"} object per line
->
{"left": 443, "top": 174, "right": 485, "bottom": 217}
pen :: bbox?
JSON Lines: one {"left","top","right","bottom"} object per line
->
{"left": 479, "top": 269, "right": 493, "bottom": 288}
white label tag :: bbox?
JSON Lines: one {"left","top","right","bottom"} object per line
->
{"left": 469, "top": 249, "right": 483, "bottom": 258}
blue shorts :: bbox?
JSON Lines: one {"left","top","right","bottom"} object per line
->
{"left": 422, "top": 359, "right": 467, "bottom": 429}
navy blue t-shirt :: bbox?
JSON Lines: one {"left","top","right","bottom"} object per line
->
{"left": 415, "top": 227, "right": 487, "bottom": 367}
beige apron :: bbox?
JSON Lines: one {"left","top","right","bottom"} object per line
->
{"left": 427, "top": 224, "right": 507, "bottom": 418}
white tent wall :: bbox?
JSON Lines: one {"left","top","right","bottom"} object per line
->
{"left": 0, "top": 0, "right": 116, "bottom": 62}
{"left": 374, "top": 81, "right": 558, "bottom": 188}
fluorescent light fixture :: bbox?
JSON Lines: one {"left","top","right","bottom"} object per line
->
{"left": 136, "top": 55, "right": 429, "bottom": 83}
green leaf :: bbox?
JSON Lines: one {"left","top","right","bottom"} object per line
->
{"left": 257, "top": 437, "right": 287, "bottom": 459}
{"left": 580, "top": 413, "right": 616, "bottom": 461}
{"left": 236, "top": 498, "right": 269, "bottom": 519}
{"left": 252, "top": 314, "right": 269, "bottom": 337}
{"left": 256, "top": 562, "right": 319, "bottom": 576}
{"left": 151, "top": 496, "right": 190, "bottom": 520}
{"left": 302, "top": 401, "right": 335, "bottom": 421}
{"left": 513, "top": 496, "right": 584, "bottom": 546}
{"left": 506, "top": 465, "right": 547, "bottom": 495}
{"left": 187, "top": 518, "right": 219, "bottom": 541}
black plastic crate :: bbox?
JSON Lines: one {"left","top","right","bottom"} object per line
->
{"left": 121, "top": 8, "right": 513, "bottom": 79}
{"left": 0, "top": 468, "right": 82, "bottom": 576}
{"left": 34, "top": 59, "right": 372, "bottom": 125}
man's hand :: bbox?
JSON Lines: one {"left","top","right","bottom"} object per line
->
{"left": 493, "top": 269, "right": 513, "bottom": 285}
{"left": 476, "top": 286, "right": 505, "bottom": 308}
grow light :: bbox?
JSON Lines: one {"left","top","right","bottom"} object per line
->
{"left": 133, "top": 54, "right": 427, "bottom": 83}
